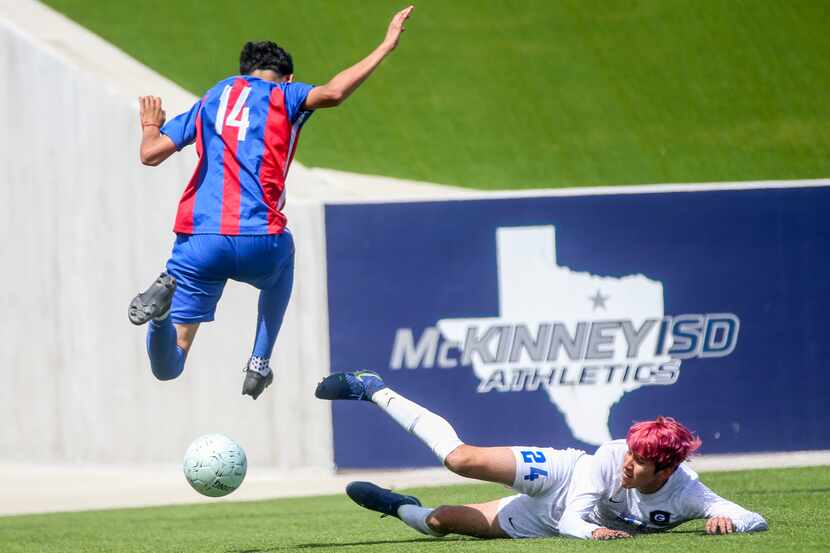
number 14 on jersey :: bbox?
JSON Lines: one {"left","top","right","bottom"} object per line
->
{"left": 215, "top": 84, "right": 251, "bottom": 141}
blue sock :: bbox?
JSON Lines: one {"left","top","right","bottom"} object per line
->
{"left": 250, "top": 262, "right": 294, "bottom": 366}
{"left": 146, "top": 316, "right": 186, "bottom": 381}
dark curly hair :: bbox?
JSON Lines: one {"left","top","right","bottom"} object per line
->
{"left": 239, "top": 41, "right": 293, "bottom": 76}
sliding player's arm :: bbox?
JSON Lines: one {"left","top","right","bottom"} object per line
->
{"left": 559, "top": 448, "right": 631, "bottom": 540}
{"left": 560, "top": 496, "right": 630, "bottom": 540}
{"left": 683, "top": 481, "right": 768, "bottom": 535}
{"left": 303, "top": 5, "right": 414, "bottom": 110}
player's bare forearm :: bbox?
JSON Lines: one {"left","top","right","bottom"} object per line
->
{"left": 140, "top": 127, "right": 176, "bottom": 167}
{"left": 138, "top": 96, "right": 177, "bottom": 166}
{"left": 307, "top": 43, "right": 392, "bottom": 108}
{"left": 305, "top": 5, "right": 414, "bottom": 109}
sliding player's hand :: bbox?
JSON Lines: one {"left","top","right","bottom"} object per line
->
{"left": 139, "top": 96, "right": 167, "bottom": 129}
{"left": 591, "top": 528, "right": 631, "bottom": 540}
{"left": 383, "top": 5, "right": 414, "bottom": 51}
{"left": 706, "top": 516, "right": 735, "bottom": 535}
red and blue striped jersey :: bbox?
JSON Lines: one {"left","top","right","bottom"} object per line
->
{"left": 161, "top": 76, "right": 314, "bottom": 235}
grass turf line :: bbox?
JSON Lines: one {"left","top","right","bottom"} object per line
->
{"left": 0, "top": 466, "right": 828, "bottom": 552}
{"left": 42, "top": 0, "right": 830, "bottom": 190}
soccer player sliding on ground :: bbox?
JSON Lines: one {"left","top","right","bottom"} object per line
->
{"left": 316, "top": 371, "right": 768, "bottom": 540}
{"left": 128, "top": 7, "right": 415, "bottom": 399}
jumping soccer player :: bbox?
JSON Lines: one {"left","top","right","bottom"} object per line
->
{"left": 128, "top": 7, "right": 415, "bottom": 399}
{"left": 315, "top": 371, "right": 768, "bottom": 540}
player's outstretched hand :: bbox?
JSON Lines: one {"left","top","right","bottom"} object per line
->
{"left": 591, "top": 528, "right": 632, "bottom": 540}
{"left": 705, "top": 516, "right": 735, "bottom": 535}
{"left": 383, "top": 5, "right": 414, "bottom": 51}
{"left": 139, "top": 96, "right": 166, "bottom": 129}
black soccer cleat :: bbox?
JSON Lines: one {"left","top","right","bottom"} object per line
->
{"left": 314, "top": 371, "right": 386, "bottom": 402}
{"left": 242, "top": 368, "right": 274, "bottom": 400}
{"left": 346, "top": 481, "right": 421, "bottom": 519}
{"left": 128, "top": 273, "right": 176, "bottom": 325}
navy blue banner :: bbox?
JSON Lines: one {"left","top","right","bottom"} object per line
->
{"left": 325, "top": 186, "right": 830, "bottom": 469}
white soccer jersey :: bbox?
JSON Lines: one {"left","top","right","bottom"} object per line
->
{"left": 557, "top": 440, "right": 768, "bottom": 539}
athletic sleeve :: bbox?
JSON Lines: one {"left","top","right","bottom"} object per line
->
{"left": 160, "top": 99, "right": 202, "bottom": 151}
{"left": 682, "top": 481, "right": 768, "bottom": 533}
{"left": 280, "top": 82, "right": 315, "bottom": 125}
{"left": 558, "top": 447, "right": 616, "bottom": 539}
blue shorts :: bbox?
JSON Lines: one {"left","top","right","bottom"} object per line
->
{"left": 165, "top": 232, "right": 295, "bottom": 324}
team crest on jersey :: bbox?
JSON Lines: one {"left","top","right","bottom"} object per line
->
{"left": 650, "top": 510, "right": 672, "bottom": 525}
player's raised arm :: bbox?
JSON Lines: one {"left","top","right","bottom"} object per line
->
{"left": 303, "top": 5, "right": 414, "bottom": 110}
{"left": 138, "top": 96, "right": 177, "bottom": 166}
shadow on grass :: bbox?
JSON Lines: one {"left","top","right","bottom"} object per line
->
{"left": 228, "top": 536, "right": 471, "bottom": 552}
{"left": 229, "top": 525, "right": 766, "bottom": 551}
{"left": 738, "top": 487, "right": 830, "bottom": 496}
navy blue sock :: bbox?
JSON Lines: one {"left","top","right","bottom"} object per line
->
{"left": 146, "top": 317, "right": 186, "bottom": 380}
{"left": 250, "top": 262, "right": 293, "bottom": 363}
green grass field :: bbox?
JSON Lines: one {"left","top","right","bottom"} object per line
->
{"left": 1, "top": 466, "right": 828, "bottom": 552}
{"left": 43, "top": 0, "right": 830, "bottom": 189}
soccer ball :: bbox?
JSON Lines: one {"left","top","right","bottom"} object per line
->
{"left": 183, "top": 434, "right": 247, "bottom": 497}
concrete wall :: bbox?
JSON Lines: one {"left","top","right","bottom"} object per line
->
{"left": 0, "top": 8, "right": 332, "bottom": 469}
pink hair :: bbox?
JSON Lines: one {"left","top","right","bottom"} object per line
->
{"left": 626, "top": 416, "right": 702, "bottom": 471}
